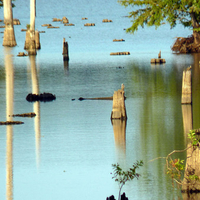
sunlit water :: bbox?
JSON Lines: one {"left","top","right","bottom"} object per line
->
{"left": 0, "top": 1, "right": 200, "bottom": 200}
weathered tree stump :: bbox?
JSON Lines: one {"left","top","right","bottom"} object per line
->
{"left": 106, "top": 193, "right": 128, "bottom": 200}
{"left": 181, "top": 66, "right": 192, "bottom": 104}
{"left": 106, "top": 195, "right": 116, "bottom": 200}
{"left": 62, "top": 16, "right": 69, "bottom": 24}
{"left": 62, "top": 38, "right": 69, "bottom": 61}
{"left": 13, "top": 18, "right": 20, "bottom": 25}
{"left": 182, "top": 136, "right": 200, "bottom": 192}
{"left": 24, "top": 30, "right": 41, "bottom": 53}
{"left": 150, "top": 51, "right": 166, "bottom": 64}
{"left": 111, "top": 84, "right": 127, "bottom": 120}
{"left": 150, "top": 58, "right": 166, "bottom": 64}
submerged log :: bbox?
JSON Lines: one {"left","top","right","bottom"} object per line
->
{"left": 47, "top": 26, "right": 59, "bottom": 28}
{"left": 78, "top": 96, "right": 113, "bottom": 101}
{"left": 41, "top": 24, "right": 52, "bottom": 27}
{"left": 52, "top": 18, "right": 62, "bottom": 22}
{"left": 10, "top": 112, "right": 36, "bottom": 117}
{"left": 102, "top": 19, "right": 112, "bottom": 22}
{"left": 84, "top": 23, "right": 95, "bottom": 26}
{"left": 26, "top": 92, "right": 56, "bottom": 102}
{"left": 64, "top": 23, "right": 75, "bottom": 26}
{"left": 0, "top": 121, "right": 24, "bottom": 125}
{"left": 111, "top": 84, "right": 127, "bottom": 120}
{"left": 113, "top": 39, "right": 125, "bottom": 42}
{"left": 110, "top": 52, "right": 130, "bottom": 56}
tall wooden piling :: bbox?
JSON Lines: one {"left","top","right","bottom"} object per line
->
{"left": 62, "top": 38, "right": 69, "bottom": 61}
{"left": 181, "top": 66, "right": 192, "bottom": 104}
{"left": 111, "top": 84, "right": 127, "bottom": 120}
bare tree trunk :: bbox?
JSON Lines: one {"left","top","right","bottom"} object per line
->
{"left": 28, "top": 0, "right": 36, "bottom": 55}
{"left": 3, "top": 0, "right": 17, "bottom": 47}
{"left": 191, "top": 12, "right": 200, "bottom": 45}
{"left": 193, "top": 31, "right": 200, "bottom": 45}
{"left": 25, "top": 0, "right": 40, "bottom": 55}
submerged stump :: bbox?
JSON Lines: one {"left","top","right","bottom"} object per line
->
{"left": 24, "top": 30, "right": 41, "bottom": 55}
{"left": 62, "top": 38, "right": 69, "bottom": 61}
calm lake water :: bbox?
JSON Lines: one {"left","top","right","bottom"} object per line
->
{"left": 0, "top": 1, "right": 200, "bottom": 200}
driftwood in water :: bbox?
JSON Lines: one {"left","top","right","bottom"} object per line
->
{"left": 26, "top": 93, "right": 56, "bottom": 102}
{"left": 113, "top": 39, "right": 125, "bottom": 42}
{"left": 0, "top": 121, "right": 24, "bottom": 125}
{"left": 110, "top": 52, "right": 130, "bottom": 56}
{"left": 10, "top": 112, "right": 36, "bottom": 118}
{"left": 78, "top": 96, "right": 113, "bottom": 101}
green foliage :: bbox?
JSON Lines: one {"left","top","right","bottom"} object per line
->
{"left": 188, "top": 129, "right": 200, "bottom": 148}
{"left": 112, "top": 161, "right": 143, "bottom": 200}
{"left": 26, "top": 24, "right": 30, "bottom": 29}
{"left": 167, "top": 158, "right": 185, "bottom": 181}
{"left": 188, "top": 174, "right": 199, "bottom": 181}
{"left": 118, "top": 0, "right": 200, "bottom": 34}
{"left": 166, "top": 130, "right": 200, "bottom": 185}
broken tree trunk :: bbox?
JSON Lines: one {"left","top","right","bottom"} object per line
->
{"left": 181, "top": 66, "right": 192, "bottom": 104}
{"left": 62, "top": 38, "right": 69, "bottom": 61}
{"left": 111, "top": 84, "right": 127, "bottom": 120}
